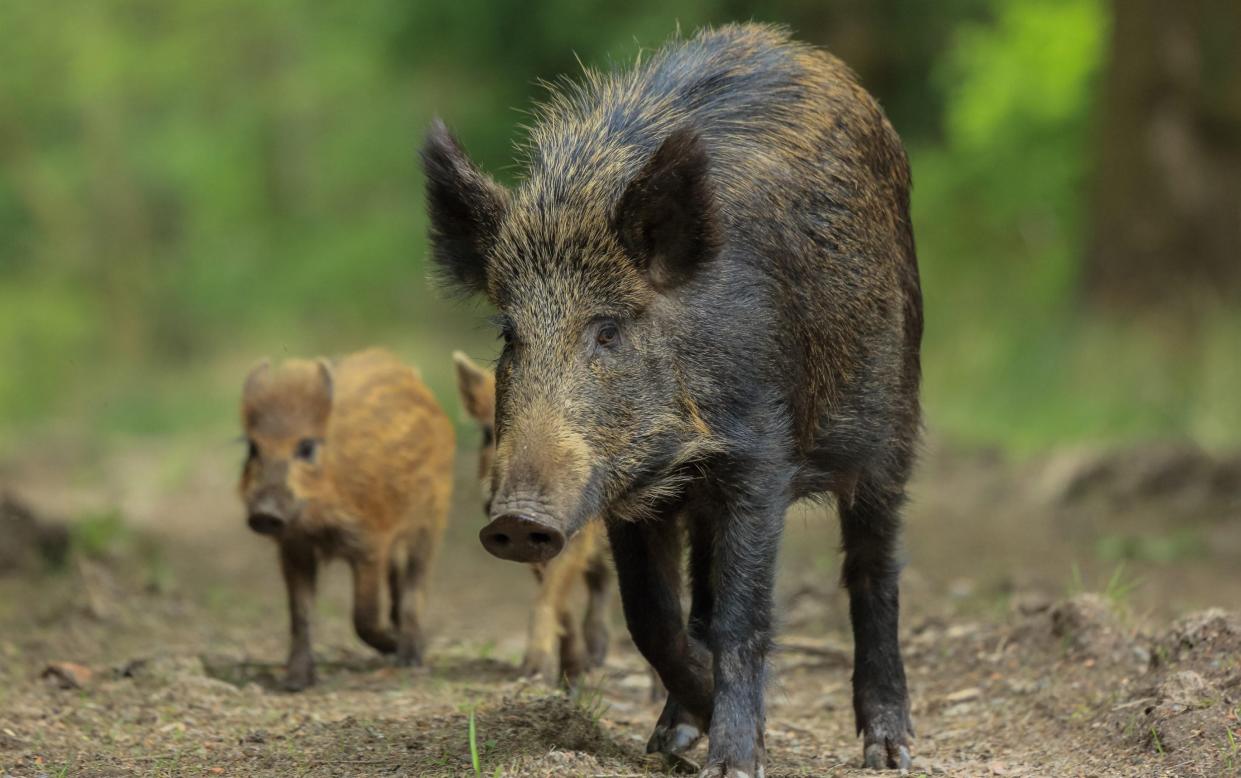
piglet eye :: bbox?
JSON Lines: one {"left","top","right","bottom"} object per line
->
{"left": 247, "top": 440, "right": 259, "bottom": 461}
{"left": 294, "top": 438, "right": 318, "bottom": 461}
{"left": 595, "top": 321, "right": 620, "bottom": 348}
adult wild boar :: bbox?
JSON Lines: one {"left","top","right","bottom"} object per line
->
{"left": 239, "top": 348, "right": 454, "bottom": 690}
{"left": 422, "top": 24, "right": 922, "bottom": 775}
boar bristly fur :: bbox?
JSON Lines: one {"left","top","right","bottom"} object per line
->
{"left": 239, "top": 348, "right": 454, "bottom": 690}
{"left": 424, "top": 24, "right": 921, "bottom": 775}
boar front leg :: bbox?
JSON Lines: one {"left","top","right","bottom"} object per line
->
{"left": 608, "top": 515, "right": 714, "bottom": 757}
{"left": 701, "top": 474, "right": 787, "bottom": 778}
{"left": 351, "top": 551, "right": 398, "bottom": 655}
{"left": 280, "top": 538, "right": 317, "bottom": 691}
{"left": 648, "top": 506, "right": 714, "bottom": 754}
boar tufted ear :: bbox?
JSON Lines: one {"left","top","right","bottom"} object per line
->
{"left": 452, "top": 351, "right": 493, "bottom": 424}
{"left": 612, "top": 127, "right": 721, "bottom": 291}
{"left": 421, "top": 119, "right": 509, "bottom": 295}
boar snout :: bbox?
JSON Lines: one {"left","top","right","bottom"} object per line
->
{"left": 480, "top": 511, "right": 565, "bottom": 563}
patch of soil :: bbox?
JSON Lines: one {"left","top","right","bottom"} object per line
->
{"left": 2, "top": 439, "right": 1240, "bottom": 776}
{"left": 1105, "top": 610, "right": 1241, "bottom": 774}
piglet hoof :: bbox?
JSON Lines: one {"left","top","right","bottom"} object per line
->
{"left": 283, "top": 662, "right": 315, "bottom": 692}
{"left": 862, "top": 739, "right": 911, "bottom": 772}
{"left": 394, "top": 640, "right": 423, "bottom": 668}
{"left": 519, "top": 650, "right": 560, "bottom": 686}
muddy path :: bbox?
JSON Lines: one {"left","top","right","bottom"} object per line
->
{"left": 1, "top": 439, "right": 1239, "bottom": 776}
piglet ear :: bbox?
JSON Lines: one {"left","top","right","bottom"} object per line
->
{"left": 241, "top": 359, "right": 271, "bottom": 430}
{"left": 452, "top": 351, "right": 494, "bottom": 424}
{"left": 612, "top": 127, "right": 721, "bottom": 291}
{"left": 242, "top": 359, "right": 271, "bottom": 404}
{"left": 315, "top": 358, "right": 334, "bottom": 406}
{"left": 421, "top": 119, "right": 509, "bottom": 295}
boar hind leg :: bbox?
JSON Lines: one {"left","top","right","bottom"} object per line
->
{"left": 840, "top": 480, "right": 913, "bottom": 772}
{"left": 280, "top": 538, "right": 317, "bottom": 691}
{"left": 351, "top": 553, "right": 398, "bottom": 655}
{"left": 390, "top": 545, "right": 430, "bottom": 667}
{"left": 608, "top": 515, "right": 714, "bottom": 759}
{"left": 582, "top": 546, "right": 611, "bottom": 668}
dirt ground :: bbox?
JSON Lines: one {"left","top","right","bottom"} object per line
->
{"left": 1, "top": 437, "right": 1239, "bottom": 777}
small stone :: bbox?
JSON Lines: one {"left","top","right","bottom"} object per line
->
{"left": 945, "top": 687, "right": 982, "bottom": 703}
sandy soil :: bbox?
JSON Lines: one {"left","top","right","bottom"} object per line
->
{"left": 1, "top": 438, "right": 1239, "bottom": 777}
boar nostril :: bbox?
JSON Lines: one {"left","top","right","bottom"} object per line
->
{"left": 492, "top": 533, "right": 511, "bottom": 546}
{"left": 529, "top": 532, "right": 552, "bottom": 546}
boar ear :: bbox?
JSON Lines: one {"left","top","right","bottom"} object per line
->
{"left": 613, "top": 127, "right": 721, "bottom": 291}
{"left": 452, "top": 351, "right": 493, "bottom": 423}
{"left": 421, "top": 119, "right": 509, "bottom": 295}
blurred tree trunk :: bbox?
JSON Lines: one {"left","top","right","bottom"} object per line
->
{"left": 1086, "top": 0, "right": 1241, "bottom": 311}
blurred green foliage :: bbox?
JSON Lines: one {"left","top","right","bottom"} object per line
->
{"left": 0, "top": 0, "right": 1237, "bottom": 452}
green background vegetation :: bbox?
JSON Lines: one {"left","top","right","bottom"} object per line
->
{"left": 2, "top": 0, "right": 1238, "bottom": 454}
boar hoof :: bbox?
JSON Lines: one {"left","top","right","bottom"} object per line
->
{"left": 395, "top": 638, "right": 424, "bottom": 668}
{"left": 647, "top": 722, "right": 703, "bottom": 756}
{"left": 647, "top": 697, "right": 705, "bottom": 757}
{"left": 862, "top": 740, "right": 911, "bottom": 772}
{"left": 860, "top": 705, "right": 913, "bottom": 771}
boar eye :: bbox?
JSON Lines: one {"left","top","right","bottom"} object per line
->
{"left": 594, "top": 319, "right": 620, "bottom": 349}
{"left": 247, "top": 440, "right": 259, "bottom": 461}
{"left": 491, "top": 314, "right": 516, "bottom": 347}
{"left": 294, "top": 438, "right": 319, "bottom": 461}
